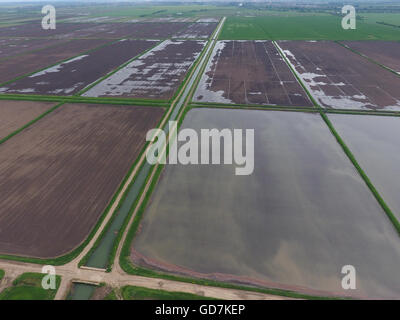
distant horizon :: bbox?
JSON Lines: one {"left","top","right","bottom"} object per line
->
{"left": 0, "top": 0, "right": 395, "bottom": 3}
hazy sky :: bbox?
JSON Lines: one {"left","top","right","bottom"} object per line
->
{"left": 0, "top": 0, "right": 389, "bottom": 2}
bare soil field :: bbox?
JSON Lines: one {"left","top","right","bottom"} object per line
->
{"left": 173, "top": 22, "right": 218, "bottom": 39}
{"left": 277, "top": 40, "right": 400, "bottom": 110}
{"left": 143, "top": 17, "right": 197, "bottom": 23}
{"left": 132, "top": 108, "right": 400, "bottom": 299}
{"left": 0, "top": 22, "right": 96, "bottom": 38}
{"left": 0, "top": 40, "right": 158, "bottom": 96}
{"left": 0, "top": 38, "right": 64, "bottom": 59}
{"left": 83, "top": 40, "right": 206, "bottom": 100}
{"left": 0, "top": 39, "right": 110, "bottom": 84}
{"left": 0, "top": 100, "right": 56, "bottom": 140}
{"left": 0, "top": 103, "right": 164, "bottom": 258}
{"left": 55, "top": 23, "right": 116, "bottom": 39}
{"left": 92, "top": 22, "right": 189, "bottom": 39}
{"left": 194, "top": 41, "right": 312, "bottom": 107}
{"left": 196, "top": 18, "right": 220, "bottom": 23}
{"left": 341, "top": 41, "right": 400, "bottom": 73}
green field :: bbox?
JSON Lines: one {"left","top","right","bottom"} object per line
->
{"left": 80, "top": 4, "right": 238, "bottom": 19}
{"left": 121, "top": 286, "right": 216, "bottom": 300}
{"left": 361, "top": 13, "right": 400, "bottom": 26}
{"left": 0, "top": 273, "right": 61, "bottom": 300}
{"left": 219, "top": 15, "right": 400, "bottom": 40}
{"left": 0, "top": 270, "right": 4, "bottom": 281}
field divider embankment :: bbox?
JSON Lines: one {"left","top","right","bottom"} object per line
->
{"left": 323, "top": 108, "right": 400, "bottom": 117}
{"left": 189, "top": 103, "right": 320, "bottom": 113}
{"left": 335, "top": 40, "right": 400, "bottom": 79}
{"left": 276, "top": 40, "right": 400, "bottom": 237}
{"left": 77, "top": 20, "right": 224, "bottom": 271}
{"left": 0, "top": 93, "right": 169, "bottom": 107}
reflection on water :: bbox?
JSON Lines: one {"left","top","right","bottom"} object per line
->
{"left": 133, "top": 108, "right": 400, "bottom": 299}
{"left": 330, "top": 114, "right": 400, "bottom": 221}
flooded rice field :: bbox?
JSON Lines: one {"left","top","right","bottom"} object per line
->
{"left": 329, "top": 113, "right": 400, "bottom": 221}
{"left": 132, "top": 108, "right": 400, "bottom": 299}
{"left": 194, "top": 41, "right": 312, "bottom": 107}
{"left": 0, "top": 40, "right": 158, "bottom": 95}
{"left": 0, "top": 38, "right": 110, "bottom": 84}
{"left": 0, "top": 38, "right": 64, "bottom": 59}
{"left": 83, "top": 40, "right": 206, "bottom": 100}
{"left": 277, "top": 40, "right": 400, "bottom": 111}
{"left": 91, "top": 22, "right": 189, "bottom": 39}
{"left": 0, "top": 22, "right": 96, "bottom": 38}
{"left": 340, "top": 41, "right": 400, "bottom": 73}
{"left": 173, "top": 22, "right": 218, "bottom": 39}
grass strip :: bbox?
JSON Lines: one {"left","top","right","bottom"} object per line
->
{"left": 0, "top": 94, "right": 168, "bottom": 107}
{"left": 0, "top": 272, "right": 61, "bottom": 300}
{"left": 189, "top": 103, "right": 320, "bottom": 114}
{"left": 121, "top": 285, "right": 217, "bottom": 300}
{"left": 192, "top": 100, "right": 316, "bottom": 109}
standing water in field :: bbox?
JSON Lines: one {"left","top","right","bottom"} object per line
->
{"left": 132, "top": 108, "right": 400, "bottom": 299}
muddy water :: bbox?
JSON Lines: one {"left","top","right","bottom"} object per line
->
{"left": 132, "top": 108, "right": 400, "bottom": 299}
{"left": 68, "top": 283, "right": 96, "bottom": 300}
{"left": 329, "top": 114, "right": 400, "bottom": 220}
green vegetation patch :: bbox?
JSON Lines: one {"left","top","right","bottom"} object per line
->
{"left": 104, "top": 290, "right": 118, "bottom": 300}
{"left": 121, "top": 286, "right": 216, "bottom": 300}
{"left": 0, "top": 270, "right": 4, "bottom": 281}
{"left": 219, "top": 15, "right": 400, "bottom": 40}
{"left": 0, "top": 272, "right": 61, "bottom": 300}
{"left": 361, "top": 13, "right": 400, "bottom": 27}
